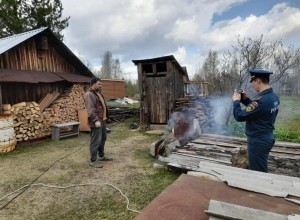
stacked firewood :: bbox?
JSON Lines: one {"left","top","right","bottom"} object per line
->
{"left": 175, "top": 96, "right": 215, "bottom": 133}
{"left": 40, "top": 84, "right": 86, "bottom": 135}
{"left": 2, "top": 102, "right": 44, "bottom": 141}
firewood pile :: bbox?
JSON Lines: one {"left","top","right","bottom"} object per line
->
{"left": 108, "top": 107, "right": 139, "bottom": 122}
{"left": 1, "top": 84, "right": 86, "bottom": 141}
{"left": 40, "top": 84, "right": 86, "bottom": 136}
{"left": 175, "top": 96, "right": 216, "bottom": 133}
{"left": 2, "top": 102, "right": 44, "bottom": 141}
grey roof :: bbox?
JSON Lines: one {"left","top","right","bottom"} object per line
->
{"left": 132, "top": 55, "right": 188, "bottom": 76}
{"left": 0, "top": 28, "right": 94, "bottom": 77}
{"left": 0, "top": 27, "right": 47, "bottom": 54}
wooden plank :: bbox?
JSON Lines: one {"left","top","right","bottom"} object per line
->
{"left": 206, "top": 200, "right": 287, "bottom": 220}
{"left": 199, "top": 161, "right": 300, "bottom": 183}
{"left": 0, "top": 83, "right": 2, "bottom": 114}
{"left": 52, "top": 121, "right": 80, "bottom": 127}
{"left": 174, "top": 152, "right": 232, "bottom": 165}
{"left": 285, "top": 198, "right": 300, "bottom": 205}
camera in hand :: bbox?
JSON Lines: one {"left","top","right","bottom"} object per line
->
{"left": 238, "top": 88, "right": 244, "bottom": 99}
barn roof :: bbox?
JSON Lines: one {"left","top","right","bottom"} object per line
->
{"left": 0, "top": 69, "right": 91, "bottom": 83}
{"left": 0, "top": 27, "right": 94, "bottom": 78}
{"left": 0, "top": 28, "right": 47, "bottom": 54}
{"left": 132, "top": 55, "right": 188, "bottom": 76}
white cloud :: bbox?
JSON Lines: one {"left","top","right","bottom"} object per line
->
{"left": 60, "top": 0, "right": 300, "bottom": 77}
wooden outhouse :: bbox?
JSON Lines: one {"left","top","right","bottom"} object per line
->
{"left": 132, "top": 55, "right": 189, "bottom": 129}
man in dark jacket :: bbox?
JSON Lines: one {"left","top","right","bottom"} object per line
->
{"left": 84, "top": 77, "right": 112, "bottom": 168}
{"left": 232, "top": 69, "right": 280, "bottom": 172}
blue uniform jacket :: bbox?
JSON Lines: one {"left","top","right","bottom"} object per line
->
{"left": 233, "top": 88, "right": 280, "bottom": 137}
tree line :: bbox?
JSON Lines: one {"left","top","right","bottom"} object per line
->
{"left": 194, "top": 35, "right": 300, "bottom": 96}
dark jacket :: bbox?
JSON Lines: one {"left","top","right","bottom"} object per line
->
{"left": 84, "top": 88, "right": 108, "bottom": 127}
{"left": 233, "top": 88, "right": 280, "bottom": 137}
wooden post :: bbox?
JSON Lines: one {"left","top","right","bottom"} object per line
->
{"left": 0, "top": 83, "right": 2, "bottom": 114}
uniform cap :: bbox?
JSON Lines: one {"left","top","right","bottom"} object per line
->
{"left": 249, "top": 69, "right": 273, "bottom": 82}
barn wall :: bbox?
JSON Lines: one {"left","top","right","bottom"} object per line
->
{"left": 0, "top": 38, "right": 78, "bottom": 74}
{"left": 1, "top": 82, "right": 74, "bottom": 105}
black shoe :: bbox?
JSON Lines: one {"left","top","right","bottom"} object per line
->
{"left": 98, "top": 156, "right": 113, "bottom": 161}
{"left": 89, "top": 161, "right": 103, "bottom": 168}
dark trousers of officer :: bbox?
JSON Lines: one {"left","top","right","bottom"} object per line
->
{"left": 89, "top": 121, "right": 107, "bottom": 162}
{"left": 247, "top": 135, "right": 274, "bottom": 172}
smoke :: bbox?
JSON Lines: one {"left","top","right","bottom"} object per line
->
{"left": 208, "top": 96, "right": 233, "bottom": 134}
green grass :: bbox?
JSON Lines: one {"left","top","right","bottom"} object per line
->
{"left": 275, "top": 95, "right": 300, "bottom": 142}
{"left": 0, "top": 117, "right": 179, "bottom": 219}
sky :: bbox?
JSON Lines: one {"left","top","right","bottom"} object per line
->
{"left": 60, "top": 0, "right": 300, "bottom": 80}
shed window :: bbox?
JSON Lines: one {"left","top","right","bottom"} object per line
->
{"left": 156, "top": 62, "right": 167, "bottom": 73}
{"left": 142, "top": 64, "right": 153, "bottom": 74}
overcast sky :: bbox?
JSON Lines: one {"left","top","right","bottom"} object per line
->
{"left": 60, "top": 0, "right": 300, "bottom": 80}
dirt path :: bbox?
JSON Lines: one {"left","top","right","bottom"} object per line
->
{"left": 0, "top": 121, "right": 168, "bottom": 219}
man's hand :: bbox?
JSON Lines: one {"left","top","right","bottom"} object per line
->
{"left": 95, "top": 121, "right": 101, "bottom": 127}
{"left": 232, "top": 90, "right": 241, "bottom": 101}
{"left": 240, "top": 89, "right": 248, "bottom": 100}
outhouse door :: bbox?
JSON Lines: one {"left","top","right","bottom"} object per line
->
{"left": 146, "top": 77, "right": 167, "bottom": 124}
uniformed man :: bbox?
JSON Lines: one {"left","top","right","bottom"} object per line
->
{"left": 232, "top": 69, "right": 280, "bottom": 172}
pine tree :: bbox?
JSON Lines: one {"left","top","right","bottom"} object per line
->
{"left": 0, "top": 0, "right": 28, "bottom": 37}
{"left": 0, "top": 0, "right": 69, "bottom": 40}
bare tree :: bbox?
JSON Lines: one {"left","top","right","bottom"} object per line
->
{"left": 222, "top": 35, "right": 277, "bottom": 88}
{"left": 100, "top": 51, "right": 113, "bottom": 79}
{"left": 271, "top": 43, "right": 300, "bottom": 84}
{"left": 111, "top": 58, "right": 122, "bottom": 79}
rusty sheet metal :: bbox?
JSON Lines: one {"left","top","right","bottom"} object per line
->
{"left": 54, "top": 72, "right": 91, "bottom": 83}
{"left": 135, "top": 174, "right": 300, "bottom": 220}
{"left": 0, "top": 69, "right": 63, "bottom": 83}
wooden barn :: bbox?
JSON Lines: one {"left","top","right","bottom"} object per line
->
{"left": 132, "top": 55, "right": 189, "bottom": 129}
{"left": 0, "top": 27, "right": 94, "bottom": 112}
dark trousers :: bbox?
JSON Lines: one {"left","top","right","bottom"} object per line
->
{"left": 90, "top": 121, "right": 107, "bottom": 162}
{"left": 247, "top": 135, "right": 274, "bottom": 172}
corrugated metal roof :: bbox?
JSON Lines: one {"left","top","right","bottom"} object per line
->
{"left": 0, "top": 69, "right": 91, "bottom": 83}
{"left": 0, "top": 27, "right": 47, "bottom": 54}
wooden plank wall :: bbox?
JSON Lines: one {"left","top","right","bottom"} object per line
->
{"left": 1, "top": 82, "right": 73, "bottom": 105}
{"left": 146, "top": 76, "right": 167, "bottom": 124}
{"left": 138, "top": 63, "right": 148, "bottom": 128}
{"left": 101, "top": 80, "right": 126, "bottom": 100}
{"left": 0, "top": 37, "right": 77, "bottom": 74}
{"left": 138, "top": 60, "right": 185, "bottom": 127}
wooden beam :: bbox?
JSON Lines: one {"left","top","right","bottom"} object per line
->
{"left": 206, "top": 200, "right": 287, "bottom": 220}
{"left": 0, "top": 83, "right": 2, "bottom": 114}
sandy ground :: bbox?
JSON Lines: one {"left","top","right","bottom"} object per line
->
{"left": 0, "top": 122, "right": 160, "bottom": 219}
